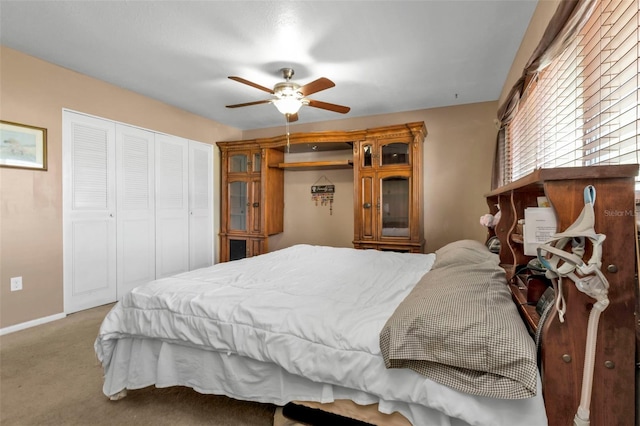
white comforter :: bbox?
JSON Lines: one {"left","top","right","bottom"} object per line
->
{"left": 95, "top": 244, "right": 547, "bottom": 426}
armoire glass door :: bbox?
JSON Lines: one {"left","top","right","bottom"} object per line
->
{"left": 229, "top": 153, "right": 248, "bottom": 173}
{"left": 229, "top": 180, "right": 247, "bottom": 231}
{"left": 380, "top": 176, "right": 410, "bottom": 237}
{"left": 229, "top": 151, "right": 261, "bottom": 173}
{"left": 380, "top": 142, "right": 409, "bottom": 166}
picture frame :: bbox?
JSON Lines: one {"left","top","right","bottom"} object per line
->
{"left": 0, "top": 120, "right": 48, "bottom": 171}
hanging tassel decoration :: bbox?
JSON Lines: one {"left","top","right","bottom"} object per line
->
{"left": 311, "top": 175, "right": 335, "bottom": 215}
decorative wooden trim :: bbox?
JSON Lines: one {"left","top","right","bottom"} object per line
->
{"left": 216, "top": 122, "right": 427, "bottom": 151}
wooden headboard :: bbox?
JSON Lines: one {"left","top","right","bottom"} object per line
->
{"left": 485, "top": 164, "right": 638, "bottom": 426}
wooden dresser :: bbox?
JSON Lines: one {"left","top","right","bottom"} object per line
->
{"left": 485, "top": 164, "right": 638, "bottom": 426}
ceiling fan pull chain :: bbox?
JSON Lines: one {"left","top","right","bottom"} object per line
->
{"left": 285, "top": 116, "right": 291, "bottom": 153}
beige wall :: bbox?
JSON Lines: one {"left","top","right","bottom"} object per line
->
{"left": 498, "top": 0, "right": 560, "bottom": 108}
{"left": 245, "top": 103, "right": 498, "bottom": 254}
{"left": 1, "top": 0, "right": 554, "bottom": 329}
{"left": 0, "top": 46, "right": 241, "bottom": 328}
{"left": 269, "top": 149, "right": 355, "bottom": 250}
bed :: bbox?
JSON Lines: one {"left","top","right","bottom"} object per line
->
{"left": 95, "top": 242, "right": 547, "bottom": 426}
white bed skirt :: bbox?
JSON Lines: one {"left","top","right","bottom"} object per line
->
{"left": 102, "top": 338, "right": 545, "bottom": 426}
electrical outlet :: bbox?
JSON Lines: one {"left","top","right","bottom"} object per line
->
{"left": 10, "top": 276, "right": 22, "bottom": 291}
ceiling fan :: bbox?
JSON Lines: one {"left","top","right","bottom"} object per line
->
{"left": 226, "top": 68, "right": 350, "bottom": 122}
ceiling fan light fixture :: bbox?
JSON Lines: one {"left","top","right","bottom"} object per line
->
{"left": 226, "top": 68, "right": 350, "bottom": 118}
{"left": 272, "top": 80, "right": 304, "bottom": 115}
{"left": 273, "top": 97, "right": 303, "bottom": 115}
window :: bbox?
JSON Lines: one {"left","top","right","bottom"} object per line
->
{"left": 505, "top": 0, "right": 639, "bottom": 188}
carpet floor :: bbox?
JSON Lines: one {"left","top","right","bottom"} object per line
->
{"left": 0, "top": 303, "right": 277, "bottom": 426}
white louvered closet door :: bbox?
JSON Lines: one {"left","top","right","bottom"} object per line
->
{"left": 64, "top": 112, "right": 213, "bottom": 312}
{"left": 116, "top": 124, "right": 156, "bottom": 297}
{"left": 63, "top": 111, "right": 117, "bottom": 313}
{"left": 189, "top": 141, "right": 213, "bottom": 270}
{"left": 155, "top": 134, "right": 189, "bottom": 278}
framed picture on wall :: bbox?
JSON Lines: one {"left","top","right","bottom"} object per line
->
{"left": 0, "top": 120, "right": 48, "bottom": 170}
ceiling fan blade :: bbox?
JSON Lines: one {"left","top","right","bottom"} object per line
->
{"left": 300, "top": 77, "right": 335, "bottom": 96}
{"left": 285, "top": 113, "right": 299, "bottom": 123}
{"left": 308, "top": 99, "right": 350, "bottom": 114}
{"left": 228, "top": 76, "right": 274, "bottom": 94}
{"left": 226, "top": 100, "right": 272, "bottom": 108}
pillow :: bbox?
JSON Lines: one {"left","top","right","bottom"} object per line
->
{"left": 432, "top": 239, "right": 491, "bottom": 269}
{"left": 379, "top": 242, "right": 537, "bottom": 399}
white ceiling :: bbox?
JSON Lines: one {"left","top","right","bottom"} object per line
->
{"left": 0, "top": 1, "right": 538, "bottom": 131}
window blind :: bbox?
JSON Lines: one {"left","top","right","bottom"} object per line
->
{"left": 506, "top": 0, "right": 639, "bottom": 187}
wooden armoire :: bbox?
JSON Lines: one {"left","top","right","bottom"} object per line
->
{"left": 217, "top": 122, "right": 426, "bottom": 262}
{"left": 217, "top": 141, "right": 284, "bottom": 262}
{"left": 352, "top": 122, "right": 426, "bottom": 252}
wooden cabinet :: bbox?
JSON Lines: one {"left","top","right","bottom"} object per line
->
{"left": 485, "top": 164, "right": 638, "bottom": 426}
{"left": 226, "top": 149, "right": 262, "bottom": 234}
{"left": 225, "top": 236, "right": 264, "bottom": 261}
{"left": 217, "top": 122, "right": 426, "bottom": 261}
{"left": 353, "top": 122, "right": 426, "bottom": 252}
{"left": 218, "top": 142, "right": 283, "bottom": 262}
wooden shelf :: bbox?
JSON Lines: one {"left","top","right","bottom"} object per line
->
{"left": 271, "top": 160, "right": 353, "bottom": 171}
{"left": 510, "top": 233, "right": 524, "bottom": 244}
{"left": 487, "top": 164, "right": 639, "bottom": 426}
{"left": 509, "top": 283, "right": 540, "bottom": 333}
{"left": 484, "top": 164, "right": 639, "bottom": 197}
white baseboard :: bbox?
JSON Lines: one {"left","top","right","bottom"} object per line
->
{"left": 0, "top": 312, "right": 66, "bottom": 336}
